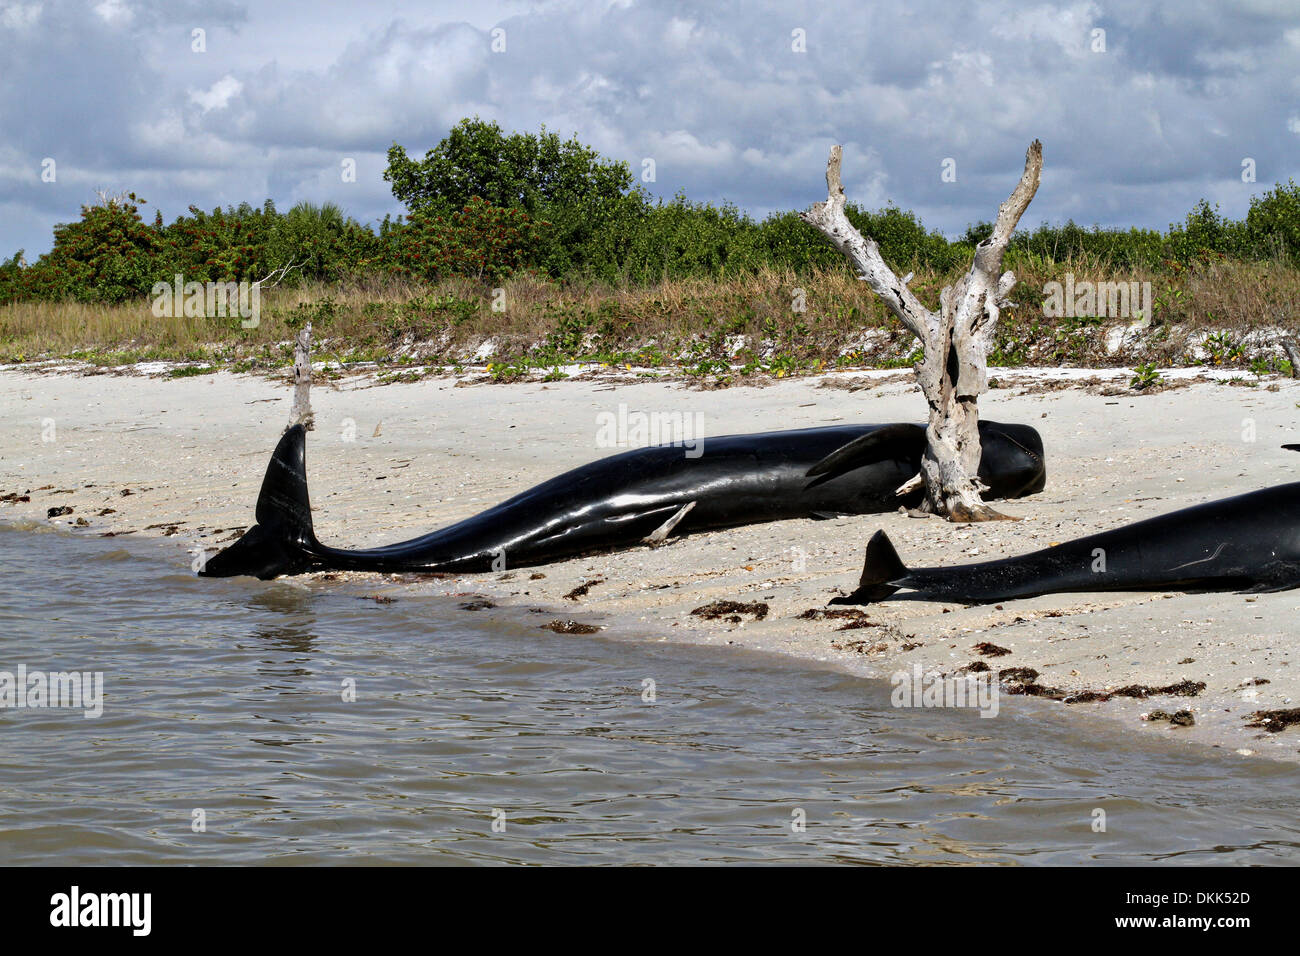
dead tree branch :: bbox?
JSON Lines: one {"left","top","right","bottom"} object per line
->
{"left": 257, "top": 258, "right": 305, "bottom": 289}
{"left": 802, "top": 140, "right": 1043, "bottom": 520}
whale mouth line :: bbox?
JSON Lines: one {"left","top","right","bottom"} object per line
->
{"left": 991, "top": 427, "right": 1043, "bottom": 467}
{"left": 1168, "top": 541, "right": 1227, "bottom": 572}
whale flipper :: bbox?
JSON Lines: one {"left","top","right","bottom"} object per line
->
{"left": 199, "top": 425, "right": 319, "bottom": 579}
{"left": 642, "top": 501, "right": 696, "bottom": 545}
{"left": 829, "top": 529, "right": 907, "bottom": 604}
{"left": 805, "top": 424, "right": 925, "bottom": 480}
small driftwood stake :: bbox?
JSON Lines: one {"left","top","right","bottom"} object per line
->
{"left": 1280, "top": 334, "right": 1300, "bottom": 380}
{"left": 802, "top": 140, "right": 1043, "bottom": 521}
{"left": 288, "top": 321, "right": 315, "bottom": 431}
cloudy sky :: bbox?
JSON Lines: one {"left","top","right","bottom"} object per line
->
{"left": 3, "top": 0, "right": 1298, "bottom": 257}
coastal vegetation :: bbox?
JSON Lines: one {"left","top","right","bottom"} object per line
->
{"left": 2, "top": 118, "right": 1298, "bottom": 383}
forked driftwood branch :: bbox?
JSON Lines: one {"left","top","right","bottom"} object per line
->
{"left": 257, "top": 258, "right": 304, "bottom": 289}
{"left": 801, "top": 140, "right": 1042, "bottom": 520}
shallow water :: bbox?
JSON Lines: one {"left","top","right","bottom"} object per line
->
{"left": 2, "top": 523, "right": 1299, "bottom": 865}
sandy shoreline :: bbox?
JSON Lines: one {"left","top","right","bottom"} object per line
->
{"left": 3, "top": 363, "right": 1299, "bottom": 761}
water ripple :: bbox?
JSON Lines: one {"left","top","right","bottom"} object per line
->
{"left": 3, "top": 523, "right": 1299, "bottom": 865}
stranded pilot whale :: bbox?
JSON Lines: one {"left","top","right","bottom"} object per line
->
{"left": 834, "top": 465, "right": 1300, "bottom": 605}
{"left": 199, "top": 420, "right": 1046, "bottom": 580}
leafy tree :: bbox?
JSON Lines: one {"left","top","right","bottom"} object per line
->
{"left": 385, "top": 117, "right": 642, "bottom": 276}
{"left": 385, "top": 117, "right": 634, "bottom": 215}
{"left": 1166, "top": 199, "right": 1249, "bottom": 263}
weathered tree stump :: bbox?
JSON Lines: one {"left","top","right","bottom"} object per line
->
{"left": 801, "top": 141, "right": 1042, "bottom": 520}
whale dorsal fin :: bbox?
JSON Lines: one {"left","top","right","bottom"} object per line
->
{"left": 829, "top": 530, "right": 908, "bottom": 604}
{"left": 805, "top": 424, "right": 925, "bottom": 479}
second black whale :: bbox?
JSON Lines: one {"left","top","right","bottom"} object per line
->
{"left": 834, "top": 458, "right": 1300, "bottom": 605}
{"left": 199, "top": 419, "right": 1046, "bottom": 579}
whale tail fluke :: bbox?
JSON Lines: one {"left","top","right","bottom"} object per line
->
{"left": 198, "top": 425, "right": 319, "bottom": 579}
{"left": 829, "top": 529, "right": 907, "bottom": 604}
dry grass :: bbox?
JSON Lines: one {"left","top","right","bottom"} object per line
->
{"left": 1, "top": 257, "right": 1297, "bottom": 379}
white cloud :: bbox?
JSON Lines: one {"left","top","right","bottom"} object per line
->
{"left": 92, "top": 0, "right": 131, "bottom": 25}
{"left": 989, "top": 1, "right": 1101, "bottom": 57}
{"left": 663, "top": 16, "right": 696, "bottom": 49}
{"left": 650, "top": 130, "right": 735, "bottom": 169}
{"left": 0, "top": 3, "right": 41, "bottom": 29}
{"left": 131, "top": 110, "right": 187, "bottom": 150}
{"left": 189, "top": 75, "right": 242, "bottom": 112}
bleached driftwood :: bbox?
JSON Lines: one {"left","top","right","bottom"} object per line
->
{"left": 801, "top": 141, "right": 1042, "bottom": 520}
{"left": 257, "top": 258, "right": 304, "bottom": 289}
{"left": 288, "top": 321, "right": 315, "bottom": 431}
{"left": 1280, "top": 334, "right": 1300, "bottom": 380}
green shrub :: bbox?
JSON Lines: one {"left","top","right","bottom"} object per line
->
{"left": 384, "top": 198, "right": 542, "bottom": 282}
{"left": 1165, "top": 200, "right": 1249, "bottom": 264}
{"left": 1011, "top": 220, "right": 1166, "bottom": 268}
{"left": 1245, "top": 179, "right": 1300, "bottom": 263}
{"left": 6, "top": 194, "right": 164, "bottom": 303}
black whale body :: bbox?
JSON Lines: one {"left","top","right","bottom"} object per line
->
{"left": 836, "top": 478, "right": 1300, "bottom": 605}
{"left": 200, "top": 420, "right": 1046, "bottom": 580}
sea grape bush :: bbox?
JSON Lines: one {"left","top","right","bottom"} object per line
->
{"left": 0, "top": 195, "right": 382, "bottom": 304}
{"left": 3, "top": 193, "right": 164, "bottom": 303}
{"left": 383, "top": 198, "right": 544, "bottom": 283}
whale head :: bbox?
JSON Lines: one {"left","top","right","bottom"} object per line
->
{"left": 977, "top": 421, "right": 1047, "bottom": 500}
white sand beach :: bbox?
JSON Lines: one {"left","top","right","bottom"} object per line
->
{"left": 3, "top": 363, "right": 1298, "bottom": 760}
